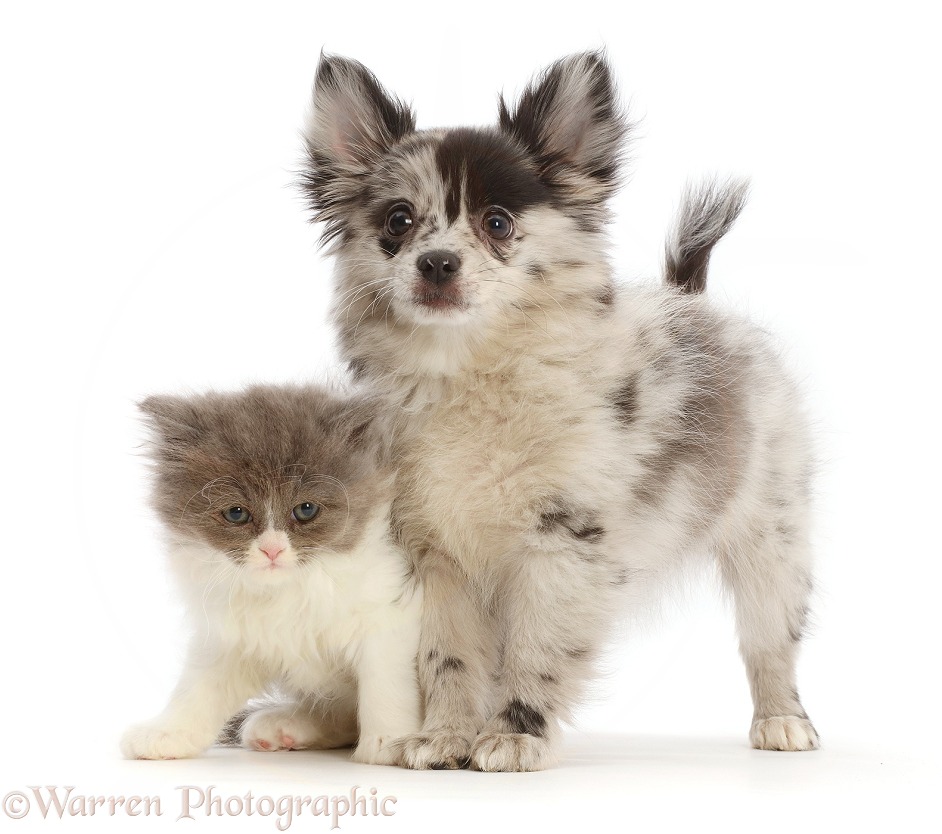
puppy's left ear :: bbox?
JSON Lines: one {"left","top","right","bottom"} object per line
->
{"left": 302, "top": 54, "right": 416, "bottom": 242}
{"left": 499, "top": 51, "right": 628, "bottom": 205}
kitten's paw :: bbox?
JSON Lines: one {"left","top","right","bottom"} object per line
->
{"left": 470, "top": 732, "right": 558, "bottom": 772}
{"left": 121, "top": 722, "right": 212, "bottom": 760}
{"left": 351, "top": 735, "right": 404, "bottom": 766}
{"left": 750, "top": 716, "right": 820, "bottom": 751}
{"left": 399, "top": 732, "right": 473, "bottom": 770}
{"left": 241, "top": 707, "right": 323, "bottom": 751}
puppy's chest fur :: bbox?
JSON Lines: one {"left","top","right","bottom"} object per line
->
{"left": 393, "top": 357, "right": 626, "bottom": 572}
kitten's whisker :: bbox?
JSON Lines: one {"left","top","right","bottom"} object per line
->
{"left": 198, "top": 559, "right": 236, "bottom": 630}
{"left": 179, "top": 475, "right": 240, "bottom": 524}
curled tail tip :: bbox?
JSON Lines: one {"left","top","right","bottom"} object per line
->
{"left": 664, "top": 176, "right": 750, "bottom": 294}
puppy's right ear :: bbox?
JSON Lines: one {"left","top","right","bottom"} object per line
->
{"left": 301, "top": 54, "right": 416, "bottom": 243}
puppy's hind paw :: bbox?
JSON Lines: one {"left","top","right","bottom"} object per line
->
{"left": 399, "top": 732, "right": 473, "bottom": 770}
{"left": 470, "top": 732, "right": 558, "bottom": 772}
{"left": 750, "top": 716, "right": 820, "bottom": 751}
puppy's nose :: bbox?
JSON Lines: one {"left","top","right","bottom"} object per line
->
{"left": 417, "top": 250, "right": 461, "bottom": 285}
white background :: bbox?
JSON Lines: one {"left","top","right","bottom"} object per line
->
{"left": 2, "top": 1, "right": 940, "bottom": 832}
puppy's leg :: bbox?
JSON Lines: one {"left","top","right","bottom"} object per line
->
{"left": 399, "top": 551, "right": 494, "bottom": 769}
{"left": 718, "top": 510, "right": 820, "bottom": 751}
{"left": 471, "top": 522, "right": 616, "bottom": 772}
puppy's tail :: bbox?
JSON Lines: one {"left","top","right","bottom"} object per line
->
{"left": 663, "top": 177, "right": 750, "bottom": 294}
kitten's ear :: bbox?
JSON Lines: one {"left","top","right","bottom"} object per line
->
{"left": 498, "top": 51, "right": 629, "bottom": 206}
{"left": 301, "top": 54, "right": 416, "bottom": 242}
{"left": 138, "top": 395, "right": 203, "bottom": 445}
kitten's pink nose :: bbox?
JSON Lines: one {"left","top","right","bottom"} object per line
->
{"left": 261, "top": 545, "right": 285, "bottom": 563}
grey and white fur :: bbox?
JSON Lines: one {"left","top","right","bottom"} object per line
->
{"left": 120, "top": 384, "right": 422, "bottom": 765}
{"left": 301, "top": 51, "right": 819, "bottom": 771}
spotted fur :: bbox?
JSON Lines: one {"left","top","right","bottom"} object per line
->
{"left": 302, "top": 52, "right": 819, "bottom": 770}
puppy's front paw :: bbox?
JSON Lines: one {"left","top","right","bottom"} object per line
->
{"left": 241, "top": 707, "right": 323, "bottom": 752}
{"left": 351, "top": 735, "right": 403, "bottom": 766}
{"left": 470, "top": 732, "right": 558, "bottom": 772}
{"left": 121, "top": 722, "right": 212, "bottom": 760}
{"left": 399, "top": 732, "right": 473, "bottom": 770}
{"left": 750, "top": 716, "right": 820, "bottom": 751}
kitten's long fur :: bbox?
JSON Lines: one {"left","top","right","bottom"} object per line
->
{"left": 302, "top": 52, "right": 819, "bottom": 771}
{"left": 120, "top": 384, "right": 421, "bottom": 764}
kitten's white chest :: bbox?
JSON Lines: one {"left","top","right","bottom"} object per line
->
{"left": 233, "top": 592, "right": 351, "bottom": 685}
{"left": 186, "top": 515, "right": 412, "bottom": 691}
{"left": 229, "top": 562, "right": 374, "bottom": 671}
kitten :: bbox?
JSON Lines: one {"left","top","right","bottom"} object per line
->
{"left": 299, "top": 52, "right": 819, "bottom": 771}
{"left": 120, "top": 383, "right": 421, "bottom": 765}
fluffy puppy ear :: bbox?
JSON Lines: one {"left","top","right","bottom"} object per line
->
{"left": 301, "top": 54, "right": 416, "bottom": 243}
{"left": 498, "top": 51, "right": 629, "bottom": 206}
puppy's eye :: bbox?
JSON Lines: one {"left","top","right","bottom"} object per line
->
{"left": 292, "top": 502, "right": 320, "bottom": 523}
{"left": 483, "top": 210, "right": 513, "bottom": 240}
{"left": 384, "top": 205, "right": 414, "bottom": 237}
{"left": 222, "top": 506, "right": 251, "bottom": 525}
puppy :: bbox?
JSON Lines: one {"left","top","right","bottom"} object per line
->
{"left": 301, "top": 51, "right": 819, "bottom": 770}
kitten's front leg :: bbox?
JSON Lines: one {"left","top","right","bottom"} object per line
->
{"left": 399, "top": 552, "right": 495, "bottom": 770}
{"left": 121, "top": 646, "right": 262, "bottom": 760}
{"left": 471, "top": 526, "right": 617, "bottom": 772}
{"left": 352, "top": 589, "right": 424, "bottom": 766}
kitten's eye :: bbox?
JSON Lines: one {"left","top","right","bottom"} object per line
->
{"left": 483, "top": 209, "right": 513, "bottom": 240}
{"left": 222, "top": 506, "right": 251, "bottom": 525}
{"left": 292, "top": 502, "right": 320, "bottom": 523}
{"left": 384, "top": 205, "right": 414, "bottom": 237}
